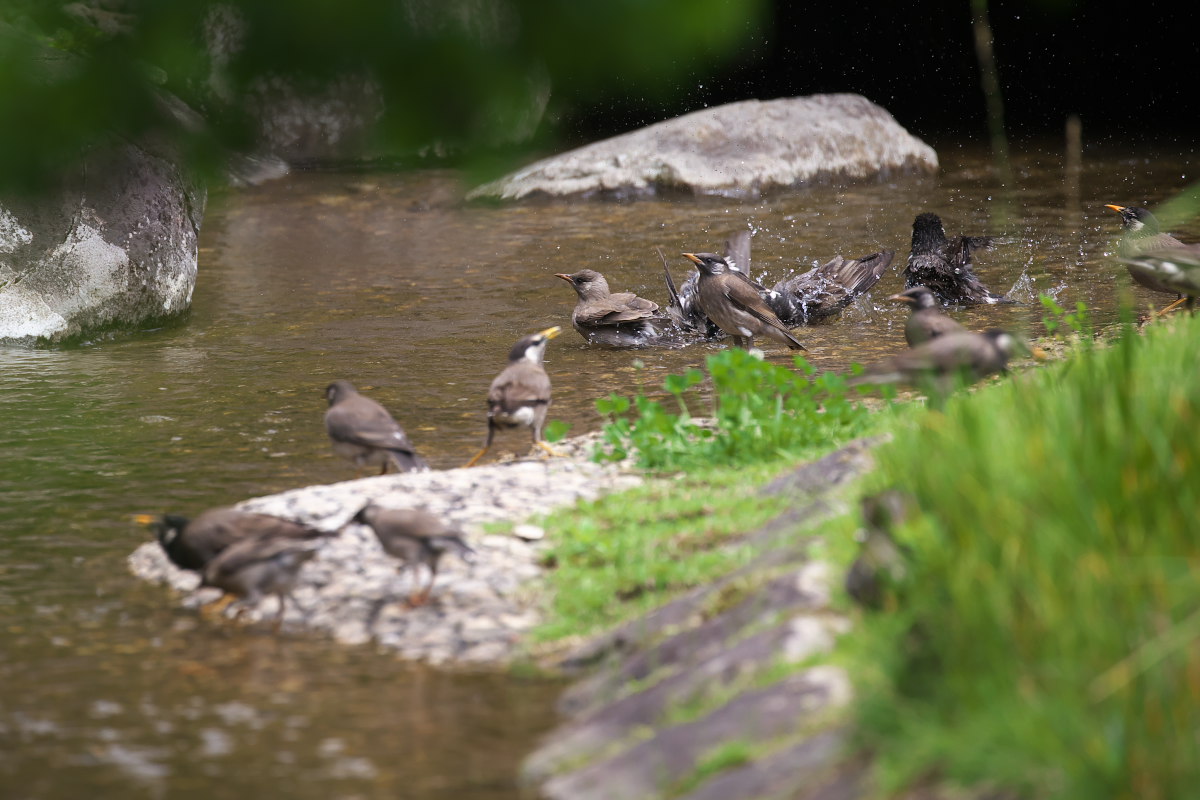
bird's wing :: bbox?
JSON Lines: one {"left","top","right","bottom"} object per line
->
{"left": 488, "top": 364, "right": 551, "bottom": 413}
{"left": 959, "top": 235, "right": 995, "bottom": 254}
{"left": 660, "top": 247, "right": 713, "bottom": 335}
{"left": 576, "top": 295, "right": 660, "bottom": 326}
{"left": 235, "top": 513, "right": 325, "bottom": 540}
{"left": 720, "top": 278, "right": 797, "bottom": 336}
{"left": 326, "top": 400, "right": 415, "bottom": 451}
{"left": 203, "top": 536, "right": 318, "bottom": 581}
{"left": 926, "top": 312, "right": 967, "bottom": 338}
{"left": 723, "top": 230, "right": 752, "bottom": 274}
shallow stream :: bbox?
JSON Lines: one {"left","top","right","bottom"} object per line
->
{"left": 1, "top": 139, "right": 1196, "bottom": 797}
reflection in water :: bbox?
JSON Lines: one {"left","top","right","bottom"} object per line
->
{"left": 1, "top": 141, "right": 1197, "bottom": 797}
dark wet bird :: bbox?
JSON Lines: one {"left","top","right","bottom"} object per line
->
{"left": 665, "top": 232, "right": 892, "bottom": 332}
{"left": 135, "top": 508, "right": 329, "bottom": 573}
{"left": 904, "top": 213, "right": 1008, "bottom": 305}
{"left": 350, "top": 503, "right": 476, "bottom": 606}
{"left": 889, "top": 285, "right": 967, "bottom": 346}
{"left": 683, "top": 252, "right": 807, "bottom": 351}
{"left": 1106, "top": 204, "right": 1191, "bottom": 314}
{"left": 845, "top": 490, "right": 912, "bottom": 610}
{"left": 324, "top": 380, "right": 427, "bottom": 475}
{"left": 555, "top": 269, "right": 678, "bottom": 347}
{"left": 465, "top": 326, "right": 561, "bottom": 467}
{"left": 1117, "top": 245, "right": 1200, "bottom": 313}
{"left": 200, "top": 534, "right": 322, "bottom": 626}
{"left": 662, "top": 231, "right": 759, "bottom": 339}
{"left": 851, "top": 329, "right": 1020, "bottom": 390}
{"left": 769, "top": 250, "right": 895, "bottom": 324}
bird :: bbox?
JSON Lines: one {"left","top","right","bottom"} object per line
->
{"left": 682, "top": 252, "right": 807, "bottom": 351}
{"left": 850, "top": 329, "right": 1020, "bottom": 394}
{"left": 904, "top": 212, "right": 1009, "bottom": 305}
{"left": 889, "top": 285, "right": 967, "bottom": 346}
{"left": 324, "top": 380, "right": 428, "bottom": 475}
{"left": 134, "top": 508, "right": 330, "bottom": 573}
{"left": 1117, "top": 245, "right": 1200, "bottom": 313}
{"left": 845, "top": 490, "right": 912, "bottom": 610}
{"left": 1105, "top": 204, "right": 1190, "bottom": 314}
{"left": 555, "top": 269, "right": 678, "bottom": 347}
{"left": 465, "top": 326, "right": 561, "bottom": 467}
{"left": 768, "top": 250, "right": 895, "bottom": 324}
{"left": 200, "top": 534, "right": 323, "bottom": 627}
{"left": 350, "top": 503, "right": 476, "bottom": 606}
{"left": 661, "top": 231, "right": 759, "bottom": 339}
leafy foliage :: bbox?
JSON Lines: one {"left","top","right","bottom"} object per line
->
{"left": 0, "top": 0, "right": 765, "bottom": 191}
{"left": 1039, "top": 292, "right": 1094, "bottom": 340}
{"left": 595, "top": 348, "right": 875, "bottom": 471}
{"left": 852, "top": 313, "right": 1200, "bottom": 797}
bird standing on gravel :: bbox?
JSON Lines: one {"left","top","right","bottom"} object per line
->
{"left": 465, "top": 326, "right": 561, "bottom": 467}
{"left": 889, "top": 286, "right": 967, "bottom": 346}
{"left": 350, "top": 503, "right": 476, "bottom": 606}
{"left": 904, "top": 213, "right": 1008, "bottom": 305}
{"left": 324, "top": 380, "right": 428, "bottom": 475}
{"left": 682, "top": 252, "right": 807, "bottom": 351}
{"left": 200, "top": 534, "right": 324, "bottom": 627}
{"left": 135, "top": 508, "right": 329, "bottom": 573}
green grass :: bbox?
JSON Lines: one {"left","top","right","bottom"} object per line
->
{"left": 667, "top": 740, "right": 755, "bottom": 797}
{"left": 534, "top": 349, "right": 888, "bottom": 644}
{"left": 849, "top": 313, "right": 1200, "bottom": 798}
{"left": 533, "top": 466, "right": 790, "bottom": 643}
{"left": 595, "top": 348, "right": 881, "bottom": 471}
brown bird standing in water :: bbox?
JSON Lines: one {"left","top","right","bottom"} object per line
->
{"left": 555, "top": 269, "right": 678, "bottom": 347}
{"left": 350, "top": 503, "right": 476, "bottom": 606}
{"left": 682, "top": 252, "right": 807, "bottom": 351}
{"left": 889, "top": 285, "right": 967, "bottom": 346}
{"left": 465, "top": 326, "right": 561, "bottom": 467}
{"left": 324, "top": 380, "right": 427, "bottom": 475}
{"left": 1105, "top": 204, "right": 1190, "bottom": 315}
{"left": 851, "top": 329, "right": 1020, "bottom": 396}
{"left": 135, "top": 508, "right": 330, "bottom": 573}
{"left": 663, "top": 231, "right": 761, "bottom": 339}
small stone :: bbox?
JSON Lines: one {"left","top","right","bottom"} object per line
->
{"left": 513, "top": 524, "right": 545, "bottom": 541}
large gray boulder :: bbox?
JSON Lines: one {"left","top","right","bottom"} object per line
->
{"left": 469, "top": 93, "right": 938, "bottom": 201}
{"left": 0, "top": 142, "right": 204, "bottom": 343}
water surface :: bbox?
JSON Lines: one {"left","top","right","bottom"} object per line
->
{"left": 1, "top": 139, "right": 1196, "bottom": 797}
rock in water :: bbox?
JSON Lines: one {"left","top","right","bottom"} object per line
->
{"left": 0, "top": 141, "right": 203, "bottom": 343}
{"left": 469, "top": 94, "right": 937, "bottom": 201}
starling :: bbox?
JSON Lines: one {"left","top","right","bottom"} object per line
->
{"left": 324, "top": 380, "right": 427, "bottom": 475}
{"left": 889, "top": 285, "right": 967, "bottom": 346}
{"left": 465, "top": 326, "right": 561, "bottom": 467}
{"left": 682, "top": 252, "right": 807, "bottom": 351}
{"left": 351, "top": 503, "right": 476, "bottom": 606}
{"left": 556, "top": 269, "right": 678, "bottom": 347}
{"left": 904, "top": 213, "right": 1009, "bottom": 305}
